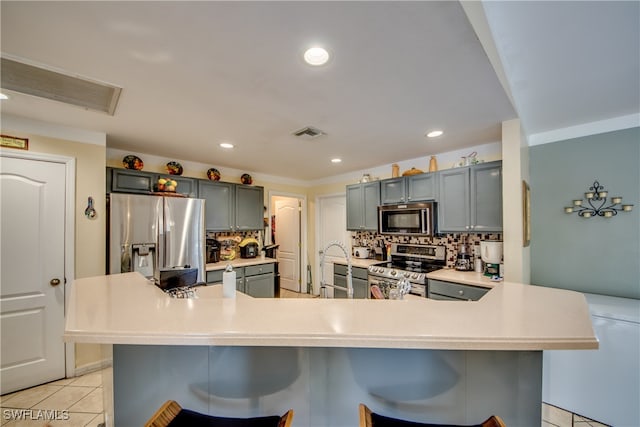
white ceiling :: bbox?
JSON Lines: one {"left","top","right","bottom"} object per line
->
{"left": 1, "top": 1, "right": 638, "bottom": 181}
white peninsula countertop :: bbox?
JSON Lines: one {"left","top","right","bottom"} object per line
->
{"left": 64, "top": 272, "right": 597, "bottom": 351}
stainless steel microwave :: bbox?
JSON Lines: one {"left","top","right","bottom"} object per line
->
{"left": 378, "top": 202, "right": 436, "bottom": 236}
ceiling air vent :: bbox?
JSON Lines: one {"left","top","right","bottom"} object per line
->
{"left": 292, "top": 126, "right": 326, "bottom": 139}
{"left": 0, "top": 57, "right": 122, "bottom": 115}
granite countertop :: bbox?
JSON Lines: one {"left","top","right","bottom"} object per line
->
{"left": 206, "top": 257, "right": 277, "bottom": 271}
{"left": 64, "top": 272, "right": 597, "bottom": 351}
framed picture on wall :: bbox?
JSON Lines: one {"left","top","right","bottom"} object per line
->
{"left": 522, "top": 180, "right": 531, "bottom": 247}
{"left": 1, "top": 134, "right": 29, "bottom": 150}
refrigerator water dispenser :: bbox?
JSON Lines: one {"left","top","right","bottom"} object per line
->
{"left": 132, "top": 243, "right": 155, "bottom": 278}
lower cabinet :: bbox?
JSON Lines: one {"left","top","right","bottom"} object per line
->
{"left": 333, "top": 264, "right": 369, "bottom": 299}
{"left": 205, "top": 263, "right": 275, "bottom": 298}
{"left": 428, "top": 279, "right": 488, "bottom": 301}
{"left": 244, "top": 263, "right": 275, "bottom": 298}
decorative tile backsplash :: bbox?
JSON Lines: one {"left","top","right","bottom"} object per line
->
{"left": 206, "top": 231, "right": 261, "bottom": 241}
{"left": 352, "top": 231, "right": 502, "bottom": 268}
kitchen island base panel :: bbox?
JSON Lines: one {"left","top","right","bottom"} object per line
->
{"left": 111, "top": 345, "right": 541, "bottom": 427}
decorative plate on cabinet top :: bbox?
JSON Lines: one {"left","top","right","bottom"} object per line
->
{"left": 240, "top": 173, "right": 253, "bottom": 185}
{"left": 207, "top": 168, "right": 221, "bottom": 181}
{"left": 166, "top": 161, "right": 183, "bottom": 175}
{"left": 122, "top": 155, "right": 143, "bottom": 170}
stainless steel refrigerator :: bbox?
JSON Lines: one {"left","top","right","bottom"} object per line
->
{"left": 108, "top": 193, "right": 206, "bottom": 284}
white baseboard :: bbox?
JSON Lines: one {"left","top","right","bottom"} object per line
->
{"left": 73, "top": 359, "right": 113, "bottom": 377}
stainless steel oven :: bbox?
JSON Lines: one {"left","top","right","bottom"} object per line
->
{"left": 367, "top": 273, "right": 426, "bottom": 297}
{"left": 378, "top": 202, "right": 436, "bottom": 236}
{"left": 367, "top": 243, "right": 446, "bottom": 299}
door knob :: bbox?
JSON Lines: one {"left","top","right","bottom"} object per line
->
{"left": 50, "top": 278, "right": 61, "bottom": 286}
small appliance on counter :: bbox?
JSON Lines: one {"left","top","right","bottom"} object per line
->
{"left": 455, "top": 240, "right": 474, "bottom": 271}
{"left": 480, "top": 241, "right": 503, "bottom": 276}
{"left": 239, "top": 237, "right": 259, "bottom": 258}
{"left": 156, "top": 266, "right": 198, "bottom": 291}
{"left": 374, "top": 240, "right": 388, "bottom": 261}
{"left": 353, "top": 246, "right": 370, "bottom": 259}
{"left": 206, "top": 238, "right": 220, "bottom": 264}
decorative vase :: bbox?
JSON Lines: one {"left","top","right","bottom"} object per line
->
{"left": 429, "top": 156, "right": 438, "bottom": 172}
{"left": 391, "top": 164, "right": 399, "bottom": 178}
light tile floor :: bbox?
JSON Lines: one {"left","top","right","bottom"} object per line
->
{"left": 541, "top": 402, "right": 610, "bottom": 427}
{"left": 0, "top": 369, "right": 106, "bottom": 427}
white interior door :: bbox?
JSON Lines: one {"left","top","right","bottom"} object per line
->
{"left": 0, "top": 155, "right": 67, "bottom": 394}
{"left": 274, "top": 197, "right": 301, "bottom": 292}
{"left": 317, "top": 194, "right": 350, "bottom": 297}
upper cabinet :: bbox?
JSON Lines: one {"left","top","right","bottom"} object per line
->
{"left": 380, "top": 173, "right": 438, "bottom": 205}
{"left": 235, "top": 185, "right": 264, "bottom": 231}
{"left": 199, "top": 181, "right": 234, "bottom": 231}
{"left": 198, "top": 181, "right": 264, "bottom": 232}
{"left": 346, "top": 181, "right": 380, "bottom": 231}
{"left": 108, "top": 168, "right": 263, "bottom": 232}
{"left": 109, "top": 168, "right": 154, "bottom": 194}
{"left": 108, "top": 168, "right": 197, "bottom": 197}
{"left": 437, "top": 161, "right": 502, "bottom": 233}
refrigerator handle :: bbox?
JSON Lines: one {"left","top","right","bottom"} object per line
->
{"left": 158, "top": 202, "right": 165, "bottom": 272}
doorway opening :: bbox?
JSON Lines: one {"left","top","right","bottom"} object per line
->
{"left": 268, "top": 192, "right": 307, "bottom": 294}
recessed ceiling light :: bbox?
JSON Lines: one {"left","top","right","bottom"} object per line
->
{"left": 331, "top": 158, "right": 342, "bottom": 164}
{"left": 219, "top": 142, "right": 234, "bottom": 149}
{"left": 0, "top": 93, "right": 9, "bottom": 100}
{"left": 426, "top": 130, "right": 443, "bottom": 138}
{"left": 304, "top": 47, "right": 330, "bottom": 66}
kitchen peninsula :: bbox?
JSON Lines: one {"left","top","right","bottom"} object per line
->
{"left": 64, "top": 273, "right": 597, "bottom": 426}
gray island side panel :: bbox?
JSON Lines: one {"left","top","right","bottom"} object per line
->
{"left": 113, "top": 345, "right": 541, "bottom": 427}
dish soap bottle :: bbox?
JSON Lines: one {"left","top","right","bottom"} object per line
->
{"left": 223, "top": 264, "right": 236, "bottom": 298}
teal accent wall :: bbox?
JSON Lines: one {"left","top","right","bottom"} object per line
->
{"left": 530, "top": 127, "right": 640, "bottom": 299}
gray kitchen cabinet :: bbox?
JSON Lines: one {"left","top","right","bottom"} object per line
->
{"left": 407, "top": 173, "right": 438, "bottom": 202}
{"left": 199, "top": 181, "right": 264, "bottom": 232}
{"left": 346, "top": 181, "right": 380, "bottom": 231}
{"left": 428, "top": 279, "right": 488, "bottom": 301}
{"left": 109, "top": 168, "right": 154, "bottom": 194}
{"left": 380, "top": 177, "right": 406, "bottom": 204}
{"left": 470, "top": 161, "right": 502, "bottom": 232}
{"left": 199, "top": 181, "right": 235, "bottom": 231}
{"left": 244, "top": 263, "right": 275, "bottom": 298}
{"left": 206, "top": 264, "right": 275, "bottom": 296}
{"left": 437, "top": 161, "right": 502, "bottom": 233}
{"left": 108, "top": 168, "right": 197, "bottom": 197}
{"left": 235, "top": 185, "right": 264, "bottom": 231}
{"left": 333, "top": 263, "right": 369, "bottom": 299}
{"left": 380, "top": 173, "right": 437, "bottom": 205}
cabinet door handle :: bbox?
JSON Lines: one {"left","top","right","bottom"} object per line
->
{"left": 458, "top": 290, "right": 464, "bottom": 295}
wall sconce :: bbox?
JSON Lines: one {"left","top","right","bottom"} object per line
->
{"left": 565, "top": 180, "right": 633, "bottom": 218}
